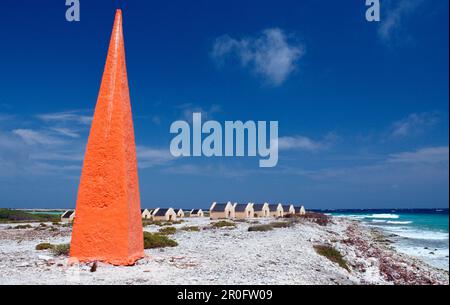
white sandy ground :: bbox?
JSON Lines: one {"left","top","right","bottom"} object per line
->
{"left": 0, "top": 217, "right": 448, "bottom": 285}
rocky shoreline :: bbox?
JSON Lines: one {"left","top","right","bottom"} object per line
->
{"left": 0, "top": 216, "right": 448, "bottom": 285}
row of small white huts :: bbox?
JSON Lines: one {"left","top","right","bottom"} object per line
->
{"left": 141, "top": 202, "right": 305, "bottom": 221}
{"left": 141, "top": 208, "right": 204, "bottom": 221}
{"left": 61, "top": 202, "right": 305, "bottom": 223}
{"left": 209, "top": 202, "right": 305, "bottom": 220}
{"left": 60, "top": 208, "right": 204, "bottom": 223}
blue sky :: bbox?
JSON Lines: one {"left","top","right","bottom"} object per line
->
{"left": 0, "top": 0, "right": 448, "bottom": 209}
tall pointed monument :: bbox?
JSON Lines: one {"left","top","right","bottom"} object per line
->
{"left": 69, "top": 9, "right": 144, "bottom": 266}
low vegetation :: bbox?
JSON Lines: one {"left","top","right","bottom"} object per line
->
{"left": 35, "top": 243, "right": 53, "bottom": 250}
{"left": 52, "top": 244, "right": 71, "bottom": 256}
{"left": 0, "top": 208, "right": 60, "bottom": 223}
{"left": 10, "top": 224, "right": 33, "bottom": 229}
{"left": 248, "top": 224, "right": 273, "bottom": 232}
{"left": 270, "top": 221, "right": 294, "bottom": 228}
{"left": 299, "top": 212, "right": 330, "bottom": 226}
{"left": 212, "top": 221, "right": 236, "bottom": 228}
{"left": 35, "top": 243, "right": 70, "bottom": 256}
{"left": 181, "top": 226, "right": 200, "bottom": 232}
{"left": 143, "top": 232, "right": 178, "bottom": 249}
{"left": 314, "top": 245, "right": 350, "bottom": 272}
{"left": 158, "top": 227, "right": 177, "bottom": 235}
{"left": 142, "top": 220, "right": 184, "bottom": 227}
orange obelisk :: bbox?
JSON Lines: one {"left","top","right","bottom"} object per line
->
{"left": 69, "top": 9, "right": 144, "bottom": 266}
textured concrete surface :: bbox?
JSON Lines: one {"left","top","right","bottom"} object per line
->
{"left": 69, "top": 9, "right": 144, "bottom": 266}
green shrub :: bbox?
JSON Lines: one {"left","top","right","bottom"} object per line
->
{"left": 142, "top": 220, "right": 164, "bottom": 227}
{"left": 314, "top": 245, "right": 350, "bottom": 272}
{"left": 181, "top": 226, "right": 200, "bottom": 232}
{"left": 143, "top": 232, "right": 178, "bottom": 249}
{"left": 248, "top": 224, "right": 273, "bottom": 232}
{"left": 212, "top": 221, "right": 236, "bottom": 228}
{"left": 36, "top": 243, "right": 53, "bottom": 250}
{"left": 52, "top": 244, "right": 70, "bottom": 256}
{"left": 158, "top": 227, "right": 177, "bottom": 235}
{"left": 164, "top": 220, "right": 183, "bottom": 225}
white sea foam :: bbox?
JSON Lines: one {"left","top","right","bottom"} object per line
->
{"left": 371, "top": 219, "right": 387, "bottom": 223}
{"left": 386, "top": 221, "right": 413, "bottom": 225}
{"left": 393, "top": 244, "right": 449, "bottom": 270}
{"left": 366, "top": 214, "right": 400, "bottom": 219}
{"left": 384, "top": 226, "right": 449, "bottom": 241}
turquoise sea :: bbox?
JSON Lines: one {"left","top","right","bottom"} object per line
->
{"left": 320, "top": 209, "right": 449, "bottom": 270}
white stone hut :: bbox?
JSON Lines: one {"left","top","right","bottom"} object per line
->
{"left": 268, "top": 203, "right": 283, "bottom": 218}
{"left": 210, "top": 202, "right": 235, "bottom": 220}
{"left": 234, "top": 203, "right": 254, "bottom": 219}
{"left": 152, "top": 208, "right": 177, "bottom": 221}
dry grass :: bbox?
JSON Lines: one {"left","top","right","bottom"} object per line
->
{"left": 212, "top": 221, "right": 236, "bottom": 228}
{"left": 181, "top": 226, "right": 200, "bottom": 232}
{"left": 248, "top": 224, "right": 273, "bottom": 232}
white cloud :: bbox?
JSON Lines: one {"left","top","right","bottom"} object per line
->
{"left": 136, "top": 146, "right": 175, "bottom": 168}
{"left": 175, "top": 103, "right": 221, "bottom": 122}
{"left": 278, "top": 133, "right": 336, "bottom": 151}
{"left": 36, "top": 110, "right": 92, "bottom": 125}
{"left": 378, "top": 0, "right": 425, "bottom": 43}
{"left": 50, "top": 127, "right": 80, "bottom": 138}
{"left": 390, "top": 112, "right": 440, "bottom": 138}
{"left": 212, "top": 28, "right": 305, "bottom": 86}
{"left": 387, "top": 146, "right": 449, "bottom": 164}
{"left": 12, "top": 129, "right": 65, "bottom": 145}
{"left": 278, "top": 136, "right": 323, "bottom": 151}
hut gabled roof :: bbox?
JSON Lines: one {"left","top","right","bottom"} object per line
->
{"left": 62, "top": 210, "right": 74, "bottom": 218}
{"left": 268, "top": 204, "right": 280, "bottom": 211}
{"left": 253, "top": 204, "right": 265, "bottom": 211}
{"left": 234, "top": 204, "right": 249, "bottom": 212}
{"left": 211, "top": 203, "right": 228, "bottom": 212}
{"left": 154, "top": 208, "right": 170, "bottom": 216}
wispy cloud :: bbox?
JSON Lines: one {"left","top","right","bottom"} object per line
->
{"left": 49, "top": 127, "right": 80, "bottom": 138}
{"left": 387, "top": 146, "right": 449, "bottom": 164}
{"left": 278, "top": 136, "right": 323, "bottom": 151}
{"left": 175, "top": 103, "right": 222, "bottom": 122}
{"left": 36, "top": 110, "right": 92, "bottom": 125}
{"left": 390, "top": 112, "right": 440, "bottom": 138}
{"left": 1, "top": 111, "right": 91, "bottom": 178}
{"left": 278, "top": 133, "right": 337, "bottom": 151}
{"left": 12, "top": 129, "right": 65, "bottom": 145}
{"left": 378, "top": 0, "right": 425, "bottom": 44}
{"left": 212, "top": 28, "right": 305, "bottom": 86}
{"left": 137, "top": 146, "right": 176, "bottom": 169}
